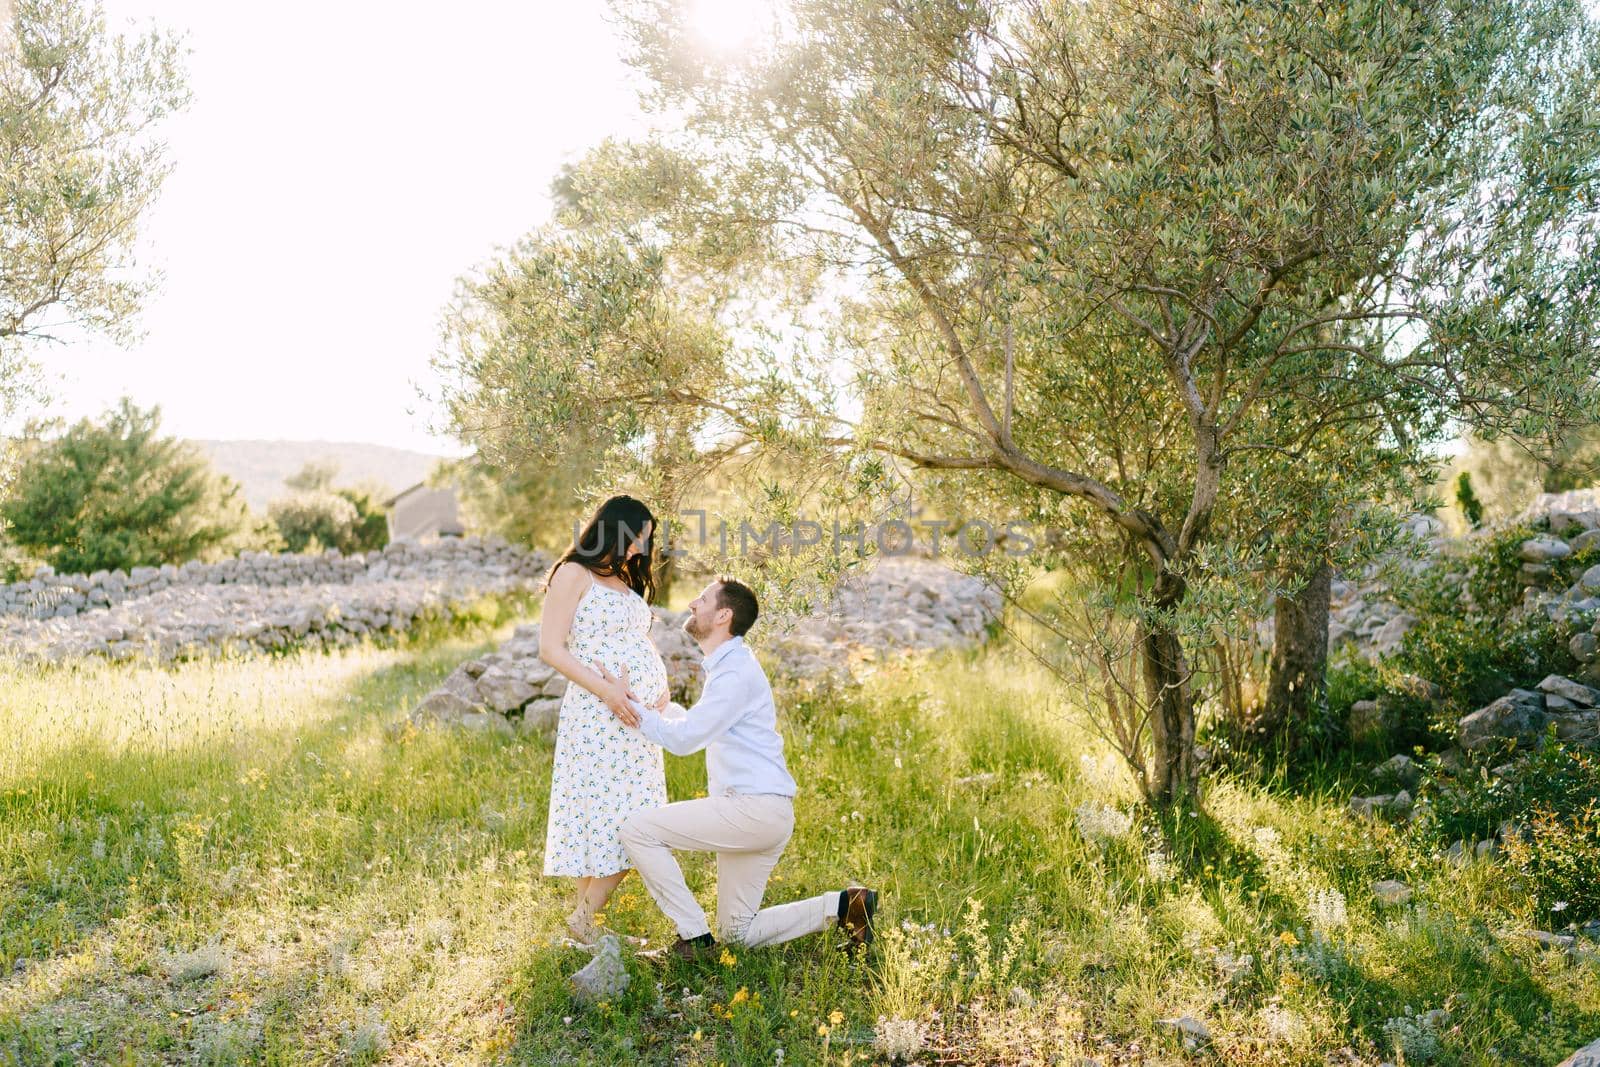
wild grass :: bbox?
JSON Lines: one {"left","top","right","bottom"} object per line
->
{"left": 1, "top": 618, "right": 1596, "bottom": 1064}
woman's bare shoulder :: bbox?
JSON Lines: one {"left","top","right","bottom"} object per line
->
{"left": 546, "top": 560, "right": 592, "bottom": 595}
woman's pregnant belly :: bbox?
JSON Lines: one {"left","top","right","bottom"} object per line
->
{"left": 589, "top": 635, "right": 669, "bottom": 706}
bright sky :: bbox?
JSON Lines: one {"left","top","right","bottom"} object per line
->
{"left": 42, "top": 1, "right": 651, "bottom": 455}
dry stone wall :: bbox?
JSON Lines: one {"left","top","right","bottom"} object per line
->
{"left": 0, "top": 538, "right": 552, "bottom": 664}
{"left": 409, "top": 557, "right": 1003, "bottom": 736}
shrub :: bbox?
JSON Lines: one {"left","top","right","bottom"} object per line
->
{"left": 1390, "top": 611, "right": 1572, "bottom": 736}
{"left": 1409, "top": 733, "right": 1600, "bottom": 848}
{"left": 0, "top": 399, "right": 277, "bottom": 573}
{"left": 1503, "top": 799, "right": 1600, "bottom": 924}
{"left": 269, "top": 491, "right": 360, "bottom": 554}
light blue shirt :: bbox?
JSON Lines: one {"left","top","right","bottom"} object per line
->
{"left": 630, "top": 636, "right": 798, "bottom": 798}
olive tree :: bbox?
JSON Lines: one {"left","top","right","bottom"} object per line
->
{"left": 436, "top": 0, "right": 1598, "bottom": 806}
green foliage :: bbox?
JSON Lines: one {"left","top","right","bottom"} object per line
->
{"left": 334, "top": 486, "right": 390, "bottom": 554}
{"left": 0, "top": 0, "right": 188, "bottom": 418}
{"left": 1454, "top": 472, "right": 1485, "bottom": 530}
{"left": 267, "top": 463, "right": 388, "bottom": 555}
{"left": 1410, "top": 733, "right": 1600, "bottom": 847}
{"left": 268, "top": 490, "right": 359, "bottom": 555}
{"left": 0, "top": 398, "right": 276, "bottom": 573}
{"left": 1390, "top": 611, "right": 1572, "bottom": 734}
{"left": 434, "top": 0, "right": 1600, "bottom": 805}
{"left": 1504, "top": 798, "right": 1600, "bottom": 924}
{"left": 429, "top": 451, "right": 594, "bottom": 553}
{"left": 1345, "top": 523, "right": 1581, "bottom": 743}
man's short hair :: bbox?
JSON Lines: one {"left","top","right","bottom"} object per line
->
{"left": 715, "top": 577, "right": 759, "bottom": 637}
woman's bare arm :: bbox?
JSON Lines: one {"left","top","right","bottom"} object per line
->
{"left": 538, "top": 561, "right": 640, "bottom": 726}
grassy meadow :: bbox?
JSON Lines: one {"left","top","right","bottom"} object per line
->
{"left": 2, "top": 611, "right": 1598, "bottom": 1065}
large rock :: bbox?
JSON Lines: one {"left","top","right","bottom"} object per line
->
{"left": 1522, "top": 537, "right": 1573, "bottom": 563}
{"left": 414, "top": 691, "right": 476, "bottom": 722}
{"left": 1558, "top": 1037, "right": 1600, "bottom": 1067}
{"left": 1372, "top": 754, "right": 1421, "bottom": 790}
{"left": 475, "top": 667, "right": 537, "bottom": 713}
{"left": 519, "top": 697, "right": 563, "bottom": 735}
{"left": 1539, "top": 675, "right": 1599, "bottom": 707}
{"left": 1459, "top": 693, "right": 1549, "bottom": 752}
{"left": 569, "top": 935, "right": 629, "bottom": 1001}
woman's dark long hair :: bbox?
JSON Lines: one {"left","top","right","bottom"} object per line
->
{"left": 545, "top": 494, "right": 657, "bottom": 602}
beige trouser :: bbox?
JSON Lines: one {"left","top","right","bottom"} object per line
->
{"left": 619, "top": 790, "right": 835, "bottom": 945}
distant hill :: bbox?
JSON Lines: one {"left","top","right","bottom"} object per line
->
{"left": 189, "top": 440, "right": 456, "bottom": 513}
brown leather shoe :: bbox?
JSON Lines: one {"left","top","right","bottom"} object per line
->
{"left": 669, "top": 932, "right": 716, "bottom": 961}
{"left": 839, "top": 887, "right": 878, "bottom": 953}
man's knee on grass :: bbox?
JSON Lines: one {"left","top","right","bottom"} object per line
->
{"left": 619, "top": 811, "right": 651, "bottom": 854}
{"left": 718, "top": 912, "right": 757, "bottom": 945}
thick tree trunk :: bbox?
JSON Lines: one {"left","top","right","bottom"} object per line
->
{"left": 650, "top": 552, "right": 677, "bottom": 606}
{"left": 1257, "top": 557, "right": 1332, "bottom": 745}
{"left": 1140, "top": 572, "right": 1199, "bottom": 807}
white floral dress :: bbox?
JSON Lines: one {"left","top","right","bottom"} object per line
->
{"left": 542, "top": 570, "right": 669, "bottom": 877}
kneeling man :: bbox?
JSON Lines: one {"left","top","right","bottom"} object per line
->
{"left": 596, "top": 577, "right": 876, "bottom": 960}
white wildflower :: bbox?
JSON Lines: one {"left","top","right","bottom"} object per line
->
{"left": 1262, "top": 1003, "right": 1304, "bottom": 1043}
{"left": 1382, "top": 1008, "right": 1443, "bottom": 1063}
{"left": 1308, "top": 887, "right": 1348, "bottom": 932}
{"left": 1075, "top": 802, "right": 1132, "bottom": 842}
{"left": 873, "top": 1015, "right": 926, "bottom": 1062}
{"left": 164, "top": 943, "right": 226, "bottom": 983}
{"left": 1078, "top": 752, "right": 1125, "bottom": 793}
{"left": 1145, "top": 849, "right": 1175, "bottom": 881}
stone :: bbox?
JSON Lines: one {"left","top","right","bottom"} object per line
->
{"left": 414, "top": 691, "right": 475, "bottom": 722}
{"left": 1372, "top": 613, "right": 1416, "bottom": 653}
{"left": 1459, "top": 694, "right": 1548, "bottom": 752}
{"left": 1523, "top": 537, "right": 1574, "bottom": 563}
{"left": 1574, "top": 530, "right": 1600, "bottom": 554}
{"left": 1551, "top": 509, "right": 1600, "bottom": 533}
{"left": 1572, "top": 633, "right": 1599, "bottom": 662}
{"left": 1156, "top": 1015, "right": 1211, "bottom": 1051}
{"left": 1583, "top": 565, "right": 1600, "bottom": 595}
{"left": 1553, "top": 711, "right": 1600, "bottom": 745}
{"left": 1372, "top": 754, "right": 1421, "bottom": 790}
{"left": 1557, "top": 1037, "right": 1600, "bottom": 1067}
{"left": 569, "top": 935, "right": 629, "bottom": 1001}
{"left": 1372, "top": 880, "right": 1413, "bottom": 905}
{"left": 1347, "top": 700, "right": 1386, "bottom": 745}
{"left": 475, "top": 668, "right": 537, "bottom": 713}
{"left": 519, "top": 697, "right": 563, "bottom": 734}
{"left": 1538, "top": 675, "right": 1600, "bottom": 707}
{"left": 1349, "top": 794, "right": 1398, "bottom": 820}
{"left": 460, "top": 711, "right": 514, "bottom": 735}
{"left": 1522, "top": 930, "right": 1578, "bottom": 951}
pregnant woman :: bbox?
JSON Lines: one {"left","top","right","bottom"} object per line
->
{"left": 538, "top": 494, "right": 670, "bottom": 944}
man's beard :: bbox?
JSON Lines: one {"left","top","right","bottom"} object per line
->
{"left": 682, "top": 613, "right": 705, "bottom": 639}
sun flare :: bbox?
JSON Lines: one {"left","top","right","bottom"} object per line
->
{"left": 685, "top": 0, "right": 770, "bottom": 54}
